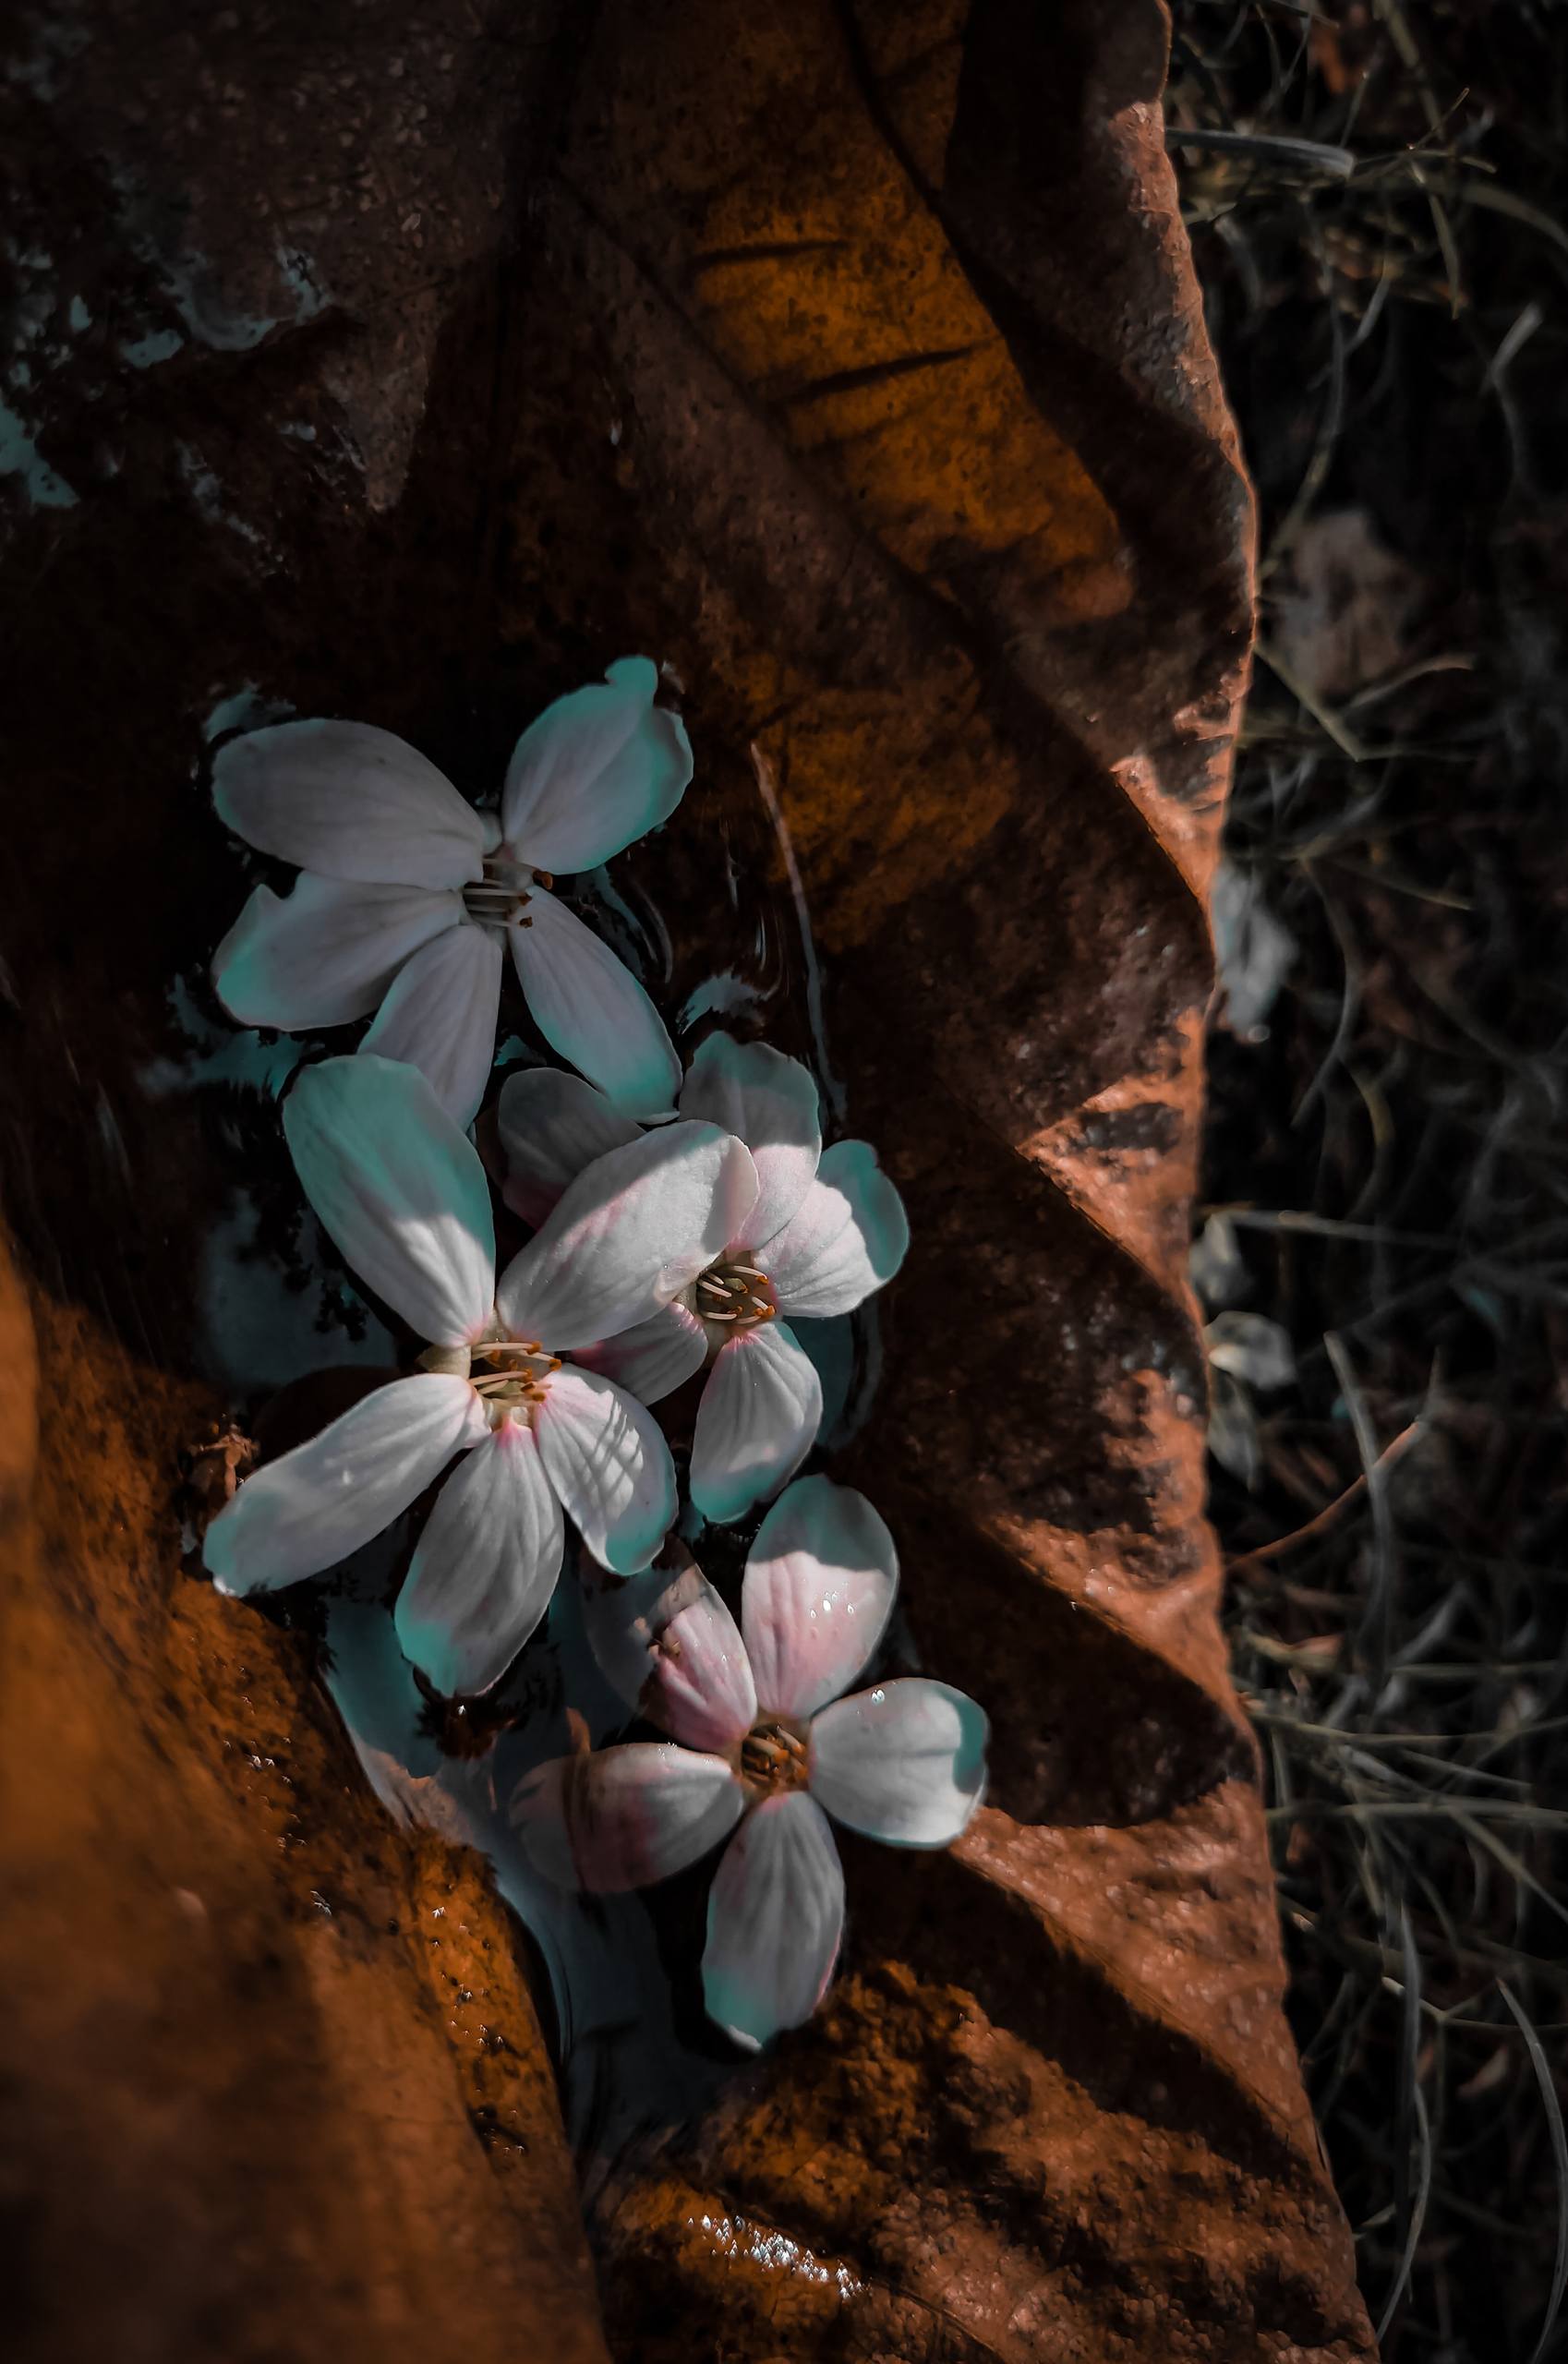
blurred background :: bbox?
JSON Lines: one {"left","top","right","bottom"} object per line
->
{"left": 1171, "top": 6, "right": 1568, "bottom": 2358}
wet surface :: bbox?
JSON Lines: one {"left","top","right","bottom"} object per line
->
{"left": 1, "top": 1, "right": 1374, "bottom": 2358}
{"left": 170, "top": 778, "right": 888, "bottom": 2167}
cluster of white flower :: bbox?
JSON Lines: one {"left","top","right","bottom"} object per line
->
{"left": 203, "top": 657, "right": 987, "bottom": 2049}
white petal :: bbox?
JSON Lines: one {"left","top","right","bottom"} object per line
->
{"left": 808, "top": 1679, "right": 988, "bottom": 1847}
{"left": 534, "top": 1367, "right": 675, "bottom": 1573}
{"left": 742, "top": 1476, "right": 899, "bottom": 1720}
{"left": 501, "top": 656, "right": 693, "bottom": 872}
{"left": 203, "top": 1374, "right": 486, "bottom": 1594}
{"left": 758, "top": 1140, "right": 910, "bottom": 1318}
{"left": 359, "top": 922, "right": 503, "bottom": 1129}
{"left": 513, "top": 1743, "right": 742, "bottom": 1891}
{"left": 702, "top": 1793, "right": 843, "bottom": 2050}
{"left": 508, "top": 889, "right": 681, "bottom": 1120}
{"left": 212, "top": 875, "right": 462, "bottom": 1030}
{"left": 678, "top": 1032, "right": 821, "bottom": 1249}
{"left": 572, "top": 1298, "right": 708, "bottom": 1406}
{"left": 393, "top": 1415, "right": 564, "bottom": 1695}
{"left": 497, "top": 1067, "right": 640, "bottom": 1226}
{"left": 283, "top": 1055, "right": 495, "bottom": 1347}
{"left": 214, "top": 719, "right": 488, "bottom": 886}
{"left": 689, "top": 1321, "right": 822, "bottom": 1526}
{"left": 583, "top": 1552, "right": 756, "bottom": 1751}
{"left": 496, "top": 1122, "right": 757, "bottom": 1352}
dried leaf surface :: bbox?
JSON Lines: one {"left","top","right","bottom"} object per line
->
{"left": 0, "top": 1, "right": 1371, "bottom": 2358}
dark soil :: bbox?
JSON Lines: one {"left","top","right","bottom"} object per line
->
{"left": 1173, "top": 6, "right": 1568, "bottom": 2358}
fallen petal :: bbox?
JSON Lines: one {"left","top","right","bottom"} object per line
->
{"left": 702, "top": 1792, "right": 844, "bottom": 2050}
{"left": 584, "top": 1551, "right": 756, "bottom": 1752}
{"left": 758, "top": 1140, "right": 910, "bottom": 1318}
{"left": 497, "top": 1122, "right": 756, "bottom": 1351}
{"left": 394, "top": 1414, "right": 565, "bottom": 1695}
{"left": 214, "top": 718, "right": 488, "bottom": 886}
{"left": 809, "top": 1678, "right": 988, "bottom": 1847}
{"left": 742, "top": 1474, "right": 899, "bottom": 1720}
{"left": 571, "top": 1298, "right": 708, "bottom": 1407}
{"left": 204, "top": 1373, "right": 487, "bottom": 1594}
{"left": 514, "top": 1743, "right": 743, "bottom": 1891}
{"left": 360, "top": 921, "right": 504, "bottom": 1130}
{"left": 678, "top": 1032, "right": 822, "bottom": 1250}
{"left": 534, "top": 1366, "right": 675, "bottom": 1573}
{"left": 508, "top": 888, "right": 681, "bottom": 1120}
{"left": 284, "top": 1055, "right": 496, "bottom": 1347}
{"left": 497, "top": 1066, "right": 640, "bottom": 1226}
{"left": 212, "top": 874, "right": 461, "bottom": 1031}
{"left": 501, "top": 656, "right": 692, "bottom": 873}
{"left": 689, "top": 1321, "right": 823, "bottom": 1526}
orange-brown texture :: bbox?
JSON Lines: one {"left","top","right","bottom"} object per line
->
{"left": 0, "top": 0, "right": 1372, "bottom": 2357}
{"left": 0, "top": 1262, "right": 609, "bottom": 2364}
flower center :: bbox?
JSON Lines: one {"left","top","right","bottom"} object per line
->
{"left": 692, "top": 1256, "right": 777, "bottom": 1336}
{"left": 462, "top": 851, "right": 554, "bottom": 932}
{"left": 739, "top": 1719, "right": 809, "bottom": 1795}
{"left": 419, "top": 1334, "right": 561, "bottom": 1429}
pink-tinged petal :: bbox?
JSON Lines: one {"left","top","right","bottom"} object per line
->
{"left": 534, "top": 1367, "right": 674, "bottom": 1573}
{"left": 212, "top": 875, "right": 462, "bottom": 1030}
{"left": 757, "top": 1140, "right": 910, "bottom": 1318}
{"left": 501, "top": 656, "right": 693, "bottom": 872}
{"left": 572, "top": 1298, "right": 708, "bottom": 1407}
{"left": 204, "top": 1374, "right": 486, "bottom": 1595}
{"left": 360, "top": 922, "right": 503, "bottom": 1130}
{"left": 702, "top": 1793, "right": 843, "bottom": 2051}
{"left": 508, "top": 889, "right": 681, "bottom": 1120}
{"left": 496, "top": 1122, "right": 756, "bottom": 1351}
{"left": 214, "top": 719, "right": 488, "bottom": 886}
{"left": 393, "top": 1415, "right": 564, "bottom": 1696}
{"left": 497, "top": 1067, "right": 640, "bottom": 1226}
{"left": 583, "top": 1550, "right": 756, "bottom": 1751}
{"left": 513, "top": 1743, "right": 742, "bottom": 1892}
{"left": 808, "top": 1679, "right": 989, "bottom": 1847}
{"left": 678, "top": 1033, "right": 821, "bottom": 1249}
{"left": 283, "top": 1055, "right": 495, "bottom": 1347}
{"left": 689, "top": 1321, "right": 822, "bottom": 1527}
{"left": 742, "top": 1475, "right": 898, "bottom": 1720}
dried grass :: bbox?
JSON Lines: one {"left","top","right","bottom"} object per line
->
{"left": 1172, "top": 4, "right": 1568, "bottom": 2356}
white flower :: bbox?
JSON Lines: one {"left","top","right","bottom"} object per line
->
{"left": 497, "top": 1035, "right": 909, "bottom": 1524}
{"left": 211, "top": 657, "right": 692, "bottom": 1129}
{"left": 203, "top": 1055, "right": 757, "bottom": 1696}
{"left": 514, "top": 1475, "right": 987, "bottom": 2050}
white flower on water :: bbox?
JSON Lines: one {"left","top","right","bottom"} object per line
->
{"left": 497, "top": 1034, "right": 908, "bottom": 1524}
{"left": 203, "top": 1055, "right": 756, "bottom": 1696}
{"left": 515, "top": 1475, "right": 987, "bottom": 2049}
{"left": 211, "top": 657, "right": 691, "bottom": 1128}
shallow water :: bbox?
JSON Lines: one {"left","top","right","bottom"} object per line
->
{"left": 156, "top": 713, "right": 887, "bottom": 2177}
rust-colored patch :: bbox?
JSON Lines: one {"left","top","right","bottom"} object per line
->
{"left": 0, "top": 1267, "right": 609, "bottom": 2364}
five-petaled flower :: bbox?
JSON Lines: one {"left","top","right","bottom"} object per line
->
{"left": 202, "top": 1055, "right": 757, "bottom": 1696}
{"left": 497, "top": 1034, "right": 909, "bottom": 1524}
{"left": 514, "top": 1475, "right": 987, "bottom": 2049}
{"left": 211, "top": 657, "right": 691, "bottom": 1129}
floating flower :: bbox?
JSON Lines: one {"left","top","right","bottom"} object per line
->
{"left": 204, "top": 1055, "right": 756, "bottom": 1695}
{"left": 498, "top": 1034, "right": 908, "bottom": 1523}
{"left": 211, "top": 657, "right": 691, "bottom": 1128}
{"left": 515, "top": 1474, "right": 987, "bottom": 2049}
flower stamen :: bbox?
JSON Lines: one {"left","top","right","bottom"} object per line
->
{"left": 463, "top": 852, "right": 534, "bottom": 932}
{"left": 689, "top": 1256, "right": 778, "bottom": 1340}
{"left": 739, "top": 1719, "right": 810, "bottom": 1795}
{"left": 458, "top": 1328, "right": 566, "bottom": 1428}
